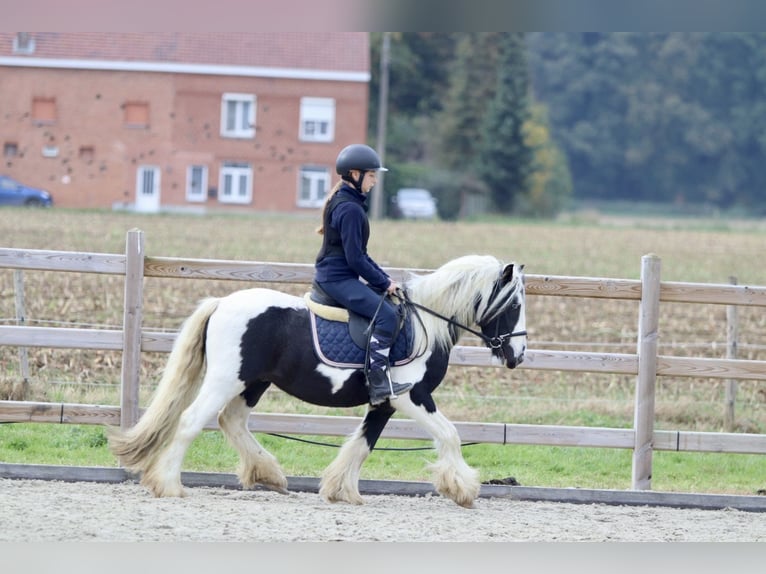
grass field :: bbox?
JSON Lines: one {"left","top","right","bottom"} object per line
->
{"left": 1, "top": 207, "right": 765, "bottom": 494}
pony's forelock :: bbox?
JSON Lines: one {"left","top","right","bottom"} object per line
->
{"left": 480, "top": 271, "right": 524, "bottom": 325}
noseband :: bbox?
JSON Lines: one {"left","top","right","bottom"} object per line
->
{"left": 485, "top": 322, "right": 527, "bottom": 350}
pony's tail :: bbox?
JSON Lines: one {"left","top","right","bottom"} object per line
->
{"left": 108, "top": 297, "right": 220, "bottom": 474}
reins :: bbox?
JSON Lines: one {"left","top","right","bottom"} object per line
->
{"left": 398, "top": 289, "right": 527, "bottom": 349}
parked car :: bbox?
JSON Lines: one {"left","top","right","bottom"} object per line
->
{"left": 0, "top": 175, "right": 53, "bottom": 207}
{"left": 390, "top": 188, "right": 437, "bottom": 220}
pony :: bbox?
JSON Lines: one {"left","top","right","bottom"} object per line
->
{"left": 108, "top": 254, "right": 527, "bottom": 508}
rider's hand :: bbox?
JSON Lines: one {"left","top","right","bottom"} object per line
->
{"left": 386, "top": 280, "right": 400, "bottom": 295}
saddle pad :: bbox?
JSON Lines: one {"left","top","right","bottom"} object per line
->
{"left": 309, "top": 311, "right": 417, "bottom": 369}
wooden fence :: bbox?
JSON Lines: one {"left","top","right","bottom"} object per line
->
{"left": 2, "top": 228, "right": 766, "bottom": 491}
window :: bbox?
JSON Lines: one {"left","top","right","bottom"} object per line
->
{"left": 299, "top": 97, "right": 335, "bottom": 142}
{"left": 298, "top": 166, "right": 330, "bottom": 208}
{"left": 13, "top": 33, "right": 35, "bottom": 54}
{"left": 32, "top": 97, "right": 56, "bottom": 124}
{"left": 124, "top": 102, "right": 150, "bottom": 128}
{"left": 4, "top": 142, "right": 18, "bottom": 157}
{"left": 220, "top": 93, "right": 255, "bottom": 138}
{"left": 186, "top": 165, "right": 208, "bottom": 202}
{"left": 42, "top": 145, "right": 59, "bottom": 158}
{"left": 219, "top": 162, "right": 252, "bottom": 204}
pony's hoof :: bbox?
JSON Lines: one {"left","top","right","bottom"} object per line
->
{"left": 259, "top": 482, "right": 290, "bottom": 495}
{"left": 320, "top": 490, "right": 365, "bottom": 505}
{"left": 149, "top": 484, "right": 186, "bottom": 498}
{"left": 437, "top": 488, "right": 477, "bottom": 508}
{"left": 239, "top": 469, "right": 289, "bottom": 494}
{"left": 324, "top": 496, "right": 365, "bottom": 506}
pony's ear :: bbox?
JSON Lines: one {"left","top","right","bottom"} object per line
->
{"left": 501, "top": 263, "right": 515, "bottom": 284}
{"left": 501, "top": 262, "right": 525, "bottom": 283}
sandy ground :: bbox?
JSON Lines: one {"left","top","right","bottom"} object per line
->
{"left": 1, "top": 478, "right": 764, "bottom": 542}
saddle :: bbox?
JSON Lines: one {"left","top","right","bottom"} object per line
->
{"left": 306, "top": 281, "right": 417, "bottom": 369}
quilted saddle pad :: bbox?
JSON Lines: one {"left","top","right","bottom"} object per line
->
{"left": 309, "top": 311, "right": 418, "bottom": 369}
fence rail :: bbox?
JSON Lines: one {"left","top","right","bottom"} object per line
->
{"left": 4, "top": 399, "right": 765, "bottom": 455}
{"left": 2, "top": 230, "right": 766, "bottom": 490}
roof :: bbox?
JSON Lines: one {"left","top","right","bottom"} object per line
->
{"left": 0, "top": 33, "right": 370, "bottom": 79}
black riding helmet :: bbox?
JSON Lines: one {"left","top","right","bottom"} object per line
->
{"left": 335, "top": 144, "right": 388, "bottom": 191}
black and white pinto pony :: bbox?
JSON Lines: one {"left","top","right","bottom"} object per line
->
{"left": 109, "top": 254, "right": 527, "bottom": 508}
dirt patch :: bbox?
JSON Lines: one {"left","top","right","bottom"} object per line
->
{"left": 1, "top": 478, "right": 763, "bottom": 542}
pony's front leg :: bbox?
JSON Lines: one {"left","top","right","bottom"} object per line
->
{"left": 393, "top": 395, "right": 480, "bottom": 508}
{"left": 320, "top": 404, "right": 394, "bottom": 505}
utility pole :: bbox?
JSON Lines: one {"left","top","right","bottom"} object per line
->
{"left": 371, "top": 32, "right": 390, "bottom": 220}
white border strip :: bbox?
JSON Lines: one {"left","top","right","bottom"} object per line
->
{"left": 0, "top": 57, "right": 370, "bottom": 82}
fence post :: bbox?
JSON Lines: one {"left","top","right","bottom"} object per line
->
{"left": 725, "top": 276, "right": 738, "bottom": 432}
{"left": 632, "top": 254, "right": 661, "bottom": 490}
{"left": 120, "top": 229, "right": 145, "bottom": 429}
{"left": 13, "top": 270, "right": 30, "bottom": 394}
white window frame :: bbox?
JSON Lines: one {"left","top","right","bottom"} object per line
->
{"left": 299, "top": 97, "right": 335, "bottom": 142}
{"left": 186, "top": 165, "right": 208, "bottom": 203}
{"left": 297, "top": 165, "right": 331, "bottom": 208}
{"left": 13, "top": 33, "right": 35, "bottom": 55}
{"left": 220, "top": 93, "right": 256, "bottom": 139}
{"left": 218, "top": 162, "right": 253, "bottom": 204}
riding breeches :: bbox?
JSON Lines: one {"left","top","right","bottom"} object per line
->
{"left": 315, "top": 278, "right": 398, "bottom": 371}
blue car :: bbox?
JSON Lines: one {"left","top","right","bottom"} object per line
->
{"left": 0, "top": 175, "right": 53, "bottom": 207}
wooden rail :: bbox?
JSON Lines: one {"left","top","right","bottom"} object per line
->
{"left": 2, "top": 230, "right": 766, "bottom": 491}
{"left": 4, "top": 400, "right": 765, "bottom": 455}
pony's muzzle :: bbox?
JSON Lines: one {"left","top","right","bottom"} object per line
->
{"left": 505, "top": 347, "right": 526, "bottom": 369}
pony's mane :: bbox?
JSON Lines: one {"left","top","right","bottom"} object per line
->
{"left": 405, "top": 255, "right": 522, "bottom": 350}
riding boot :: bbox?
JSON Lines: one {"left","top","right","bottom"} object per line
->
{"left": 367, "top": 333, "right": 411, "bottom": 405}
{"left": 366, "top": 367, "right": 412, "bottom": 406}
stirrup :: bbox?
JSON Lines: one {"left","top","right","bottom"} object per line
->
{"left": 367, "top": 369, "right": 412, "bottom": 406}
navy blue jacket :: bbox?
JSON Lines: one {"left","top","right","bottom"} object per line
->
{"left": 314, "top": 184, "right": 390, "bottom": 292}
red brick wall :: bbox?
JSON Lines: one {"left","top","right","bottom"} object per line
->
{"left": 0, "top": 66, "right": 368, "bottom": 212}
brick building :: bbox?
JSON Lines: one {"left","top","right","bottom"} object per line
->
{"left": 0, "top": 32, "right": 370, "bottom": 212}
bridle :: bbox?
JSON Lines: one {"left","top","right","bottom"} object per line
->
{"left": 399, "top": 288, "right": 527, "bottom": 350}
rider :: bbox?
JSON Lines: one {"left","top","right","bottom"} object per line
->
{"left": 314, "top": 144, "right": 413, "bottom": 406}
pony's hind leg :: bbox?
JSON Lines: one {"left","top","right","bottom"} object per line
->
{"left": 393, "top": 395, "right": 480, "bottom": 508}
{"left": 218, "top": 388, "right": 288, "bottom": 494}
{"left": 141, "top": 372, "right": 241, "bottom": 497}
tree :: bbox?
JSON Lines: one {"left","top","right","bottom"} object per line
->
{"left": 369, "top": 32, "right": 458, "bottom": 157}
{"left": 527, "top": 32, "right": 766, "bottom": 211}
{"left": 475, "top": 33, "right": 535, "bottom": 213}
{"left": 368, "top": 33, "right": 569, "bottom": 219}
{"left": 519, "top": 104, "right": 573, "bottom": 217}
{"left": 438, "top": 33, "right": 503, "bottom": 170}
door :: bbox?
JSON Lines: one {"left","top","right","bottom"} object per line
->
{"left": 135, "top": 166, "right": 160, "bottom": 212}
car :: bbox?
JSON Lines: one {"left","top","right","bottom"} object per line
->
{"left": 390, "top": 187, "right": 437, "bottom": 219}
{"left": 0, "top": 175, "right": 53, "bottom": 207}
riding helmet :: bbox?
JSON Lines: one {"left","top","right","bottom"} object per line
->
{"left": 335, "top": 144, "right": 388, "bottom": 176}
